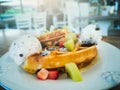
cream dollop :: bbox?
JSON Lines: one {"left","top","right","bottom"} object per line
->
{"left": 79, "top": 24, "right": 102, "bottom": 45}
{"left": 9, "top": 34, "right": 42, "bottom": 65}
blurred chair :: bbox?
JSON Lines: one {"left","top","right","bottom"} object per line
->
{"left": 65, "top": 1, "right": 80, "bottom": 33}
{"left": 79, "top": 2, "right": 89, "bottom": 29}
{"left": 52, "top": 12, "right": 67, "bottom": 28}
{"left": 32, "top": 12, "right": 47, "bottom": 32}
{"left": 15, "top": 14, "right": 32, "bottom": 30}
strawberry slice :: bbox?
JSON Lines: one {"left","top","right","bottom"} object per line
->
{"left": 37, "top": 68, "right": 49, "bottom": 80}
{"left": 48, "top": 70, "right": 59, "bottom": 80}
{"left": 59, "top": 41, "right": 64, "bottom": 48}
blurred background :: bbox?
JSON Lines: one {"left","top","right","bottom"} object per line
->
{"left": 0, "top": 0, "right": 120, "bottom": 36}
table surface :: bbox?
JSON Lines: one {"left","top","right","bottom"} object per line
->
{"left": 0, "top": 29, "right": 120, "bottom": 90}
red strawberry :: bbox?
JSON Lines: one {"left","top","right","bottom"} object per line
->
{"left": 37, "top": 68, "right": 49, "bottom": 80}
{"left": 48, "top": 70, "right": 59, "bottom": 80}
{"left": 59, "top": 41, "right": 64, "bottom": 48}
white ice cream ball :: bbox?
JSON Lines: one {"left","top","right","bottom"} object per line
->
{"left": 79, "top": 24, "right": 102, "bottom": 45}
{"left": 9, "top": 34, "right": 42, "bottom": 65}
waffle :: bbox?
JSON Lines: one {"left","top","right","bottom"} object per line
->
{"left": 22, "top": 45, "right": 97, "bottom": 73}
{"left": 37, "top": 29, "right": 68, "bottom": 46}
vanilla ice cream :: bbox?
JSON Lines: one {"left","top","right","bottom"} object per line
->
{"left": 79, "top": 24, "right": 102, "bottom": 45}
{"left": 9, "top": 34, "right": 42, "bottom": 65}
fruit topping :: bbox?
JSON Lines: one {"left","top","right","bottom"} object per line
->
{"left": 64, "top": 39, "right": 75, "bottom": 51}
{"left": 65, "top": 63, "right": 82, "bottom": 82}
{"left": 48, "top": 70, "right": 59, "bottom": 80}
{"left": 59, "top": 47, "right": 67, "bottom": 52}
{"left": 59, "top": 41, "right": 64, "bottom": 48}
{"left": 47, "top": 47, "right": 57, "bottom": 51}
{"left": 40, "top": 49, "right": 50, "bottom": 56}
{"left": 81, "top": 39, "right": 96, "bottom": 47}
{"left": 37, "top": 68, "right": 49, "bottom": 80}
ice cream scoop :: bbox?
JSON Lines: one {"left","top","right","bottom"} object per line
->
{"left": 9, "top": 34, "right": 42, "bottom": 65}
{"left": 79, "top": 24, "right": 102, "bottom": 45}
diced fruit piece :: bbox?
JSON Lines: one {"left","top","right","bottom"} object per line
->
{"left": 65, "top": 63, "right": 82, "bottom": 82}
{"left": 64, "top": 39, "right": 75, "bottom": 51}
{"left": 65, "top": 33, "right": 77, "bottom": 42}
{"left": 48, "top": 70, "right": 59, "bottom": 80}
{"left": 59, "top": 41, "right": 64, "bottom": 48}
{"left": 37, "top": 68, "right": 49, "bottom": 80}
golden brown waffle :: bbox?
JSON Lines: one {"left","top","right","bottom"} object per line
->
{"left": 22, "top": 45, "right": 97, "bottom": 73}
{"left": 37, "top": 29, "right": 68, "bottom": 46}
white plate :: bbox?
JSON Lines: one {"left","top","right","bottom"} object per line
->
{"left": 0, "top": 41, "right": 120, "bottom": 90}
